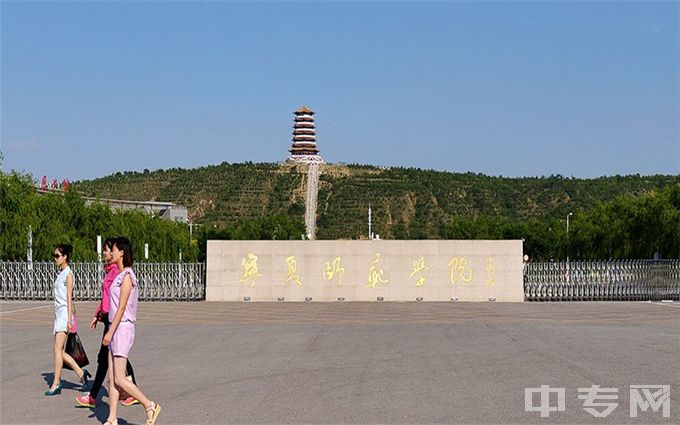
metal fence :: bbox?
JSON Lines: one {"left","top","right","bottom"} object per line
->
{"left": 0, "top": 261, "right": 205, "bottom": 301}
{"left": 4, "top": 260, "right": 679, "bottom": 302}
{"left": 524, "top": 260, "right": 680, "bottom": 301}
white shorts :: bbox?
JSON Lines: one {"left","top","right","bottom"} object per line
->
{"left": 53, "top": 306, "right": 68, "bottom": 334}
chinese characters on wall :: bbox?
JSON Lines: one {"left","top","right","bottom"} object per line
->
{"left": 237, "top": 253, "right": 498, "bottom": 288}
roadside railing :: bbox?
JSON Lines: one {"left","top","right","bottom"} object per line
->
{"left": 0, "top": 261, "right": 205, "bottom": 301}
{"left": 524, "top": 260, "right": 680, "bottom": 301}
{"left": 4, "top": 259, "right": 678, "bottom": 302}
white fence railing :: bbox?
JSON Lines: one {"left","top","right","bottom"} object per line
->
{"left": 4, "top": 260, "right": 678, "bottom": 302}
{"left": 0, "top": 261, "right": 205, "bottom": 301}
{"left": 524, "top": 260, "right": 680, "bottom": 301}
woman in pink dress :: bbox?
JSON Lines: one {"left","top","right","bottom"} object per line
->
{"left": 102, "top": 237, "right": 161, "bottom": 425}
{"left": 75, "top": 238, "right": 138, "bottom": 407}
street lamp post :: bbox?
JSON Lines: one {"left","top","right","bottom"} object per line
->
{"left": 96, "top": 235, "right": 103, "bottom": 279}
{"left": 189, "top": 222, "right": 201, "bottom": 242}
{"left": 27, "top": 225, "right": 33, "bottom": 264}
{"left": 566, "top": 212, "right": 573, "bottom": 285}
{"left": 566, "top": 212, "right": 573, "bottom": 260}
{"left": 368, "top": 203, "right": 373, "bottom": 240}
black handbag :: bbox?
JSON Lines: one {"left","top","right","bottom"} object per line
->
{"left": 64, "top": 332, "right": 89, "bottom": 370}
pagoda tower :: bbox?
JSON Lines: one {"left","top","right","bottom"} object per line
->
{"left": 285, "top": 105, "right": 323, "bottom": 239}
{"left": 287, "top": 105, "right": 324, "bottom": 164}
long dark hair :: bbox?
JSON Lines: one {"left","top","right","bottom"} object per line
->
{"left": 114, "top": 237, "right": 134, "bottom": 268}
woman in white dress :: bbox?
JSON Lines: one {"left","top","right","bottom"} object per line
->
{"left": 45, "top": 244, "right": 91, "bottom": 396}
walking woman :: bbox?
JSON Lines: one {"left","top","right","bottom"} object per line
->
{"left": 102, "top": 237, "right": 161, "bottom": 425}
{"left": 76, "top": 238, "right": 139, "bottom": 407}
{"left": 45, "top": 244, "right": 91, "bottom": 396}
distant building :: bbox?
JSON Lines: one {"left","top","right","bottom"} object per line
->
{"left": 287, "top": 105, "right": 324, "bottom": 164}
{"left": 284, "top": 105, "right": 323, "bottom": 239}
{"left": 36, "top": 188, "right": 188, "bottom": 223}
{"left": 85, "top": 197, "right": 188, "bottom": 223}
{"left": 160, "top": 205, "right": 189, "bottom": 222}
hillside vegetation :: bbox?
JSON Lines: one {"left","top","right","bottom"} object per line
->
{"left": 73, "top": 162, "right": 680, "bottom": 260}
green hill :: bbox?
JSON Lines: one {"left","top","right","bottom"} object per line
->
{"left": 74, "top": 162, "right": 679, "bottom": 240}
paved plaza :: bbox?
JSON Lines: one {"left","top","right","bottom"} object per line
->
{"left": 1, "top": 301, "right": 679, "bottom": 424}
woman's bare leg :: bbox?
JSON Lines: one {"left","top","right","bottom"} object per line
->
{"left": 112, "top": 356, "right": 152, "bottom": 416}
{"left": 50, "top": 332, "right": 66, "bottom": 389}
{"left": 62, "top": 351, "right": 83, "bottom": 379}
{"left": 106, "top": 351, "right": 119, "bottom": 423}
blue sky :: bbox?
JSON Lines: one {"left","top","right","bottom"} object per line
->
{"left": 1, "top": 1, "right": 678, "bottom": 181}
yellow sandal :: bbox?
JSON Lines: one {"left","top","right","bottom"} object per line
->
{"left": 145, "top": 401, "right": 161, "bottom": 425}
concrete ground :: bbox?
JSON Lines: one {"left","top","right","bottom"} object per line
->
{"left": 1, "top": 301, "right": 678, "bottom": 425}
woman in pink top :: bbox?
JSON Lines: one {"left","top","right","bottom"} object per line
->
{"left": 75, "top": 238, "right": 138, "bottom": 408}
{"left": 102, "top": 237, "right": 161, "bottom": 425}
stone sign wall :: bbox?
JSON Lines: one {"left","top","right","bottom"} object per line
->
{"left": 206, "top": 240, "right": 524, "bottom": 302}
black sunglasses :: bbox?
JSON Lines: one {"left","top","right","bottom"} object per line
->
{"left": 53, "top": 254, "right": 62, "bottom": 259}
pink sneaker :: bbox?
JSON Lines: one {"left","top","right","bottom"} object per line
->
{"left": 75, "top": 393, "right": 96, "bottom": 408}
{"left": 120, "top": 396, "right": 140, "bottom": 406}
